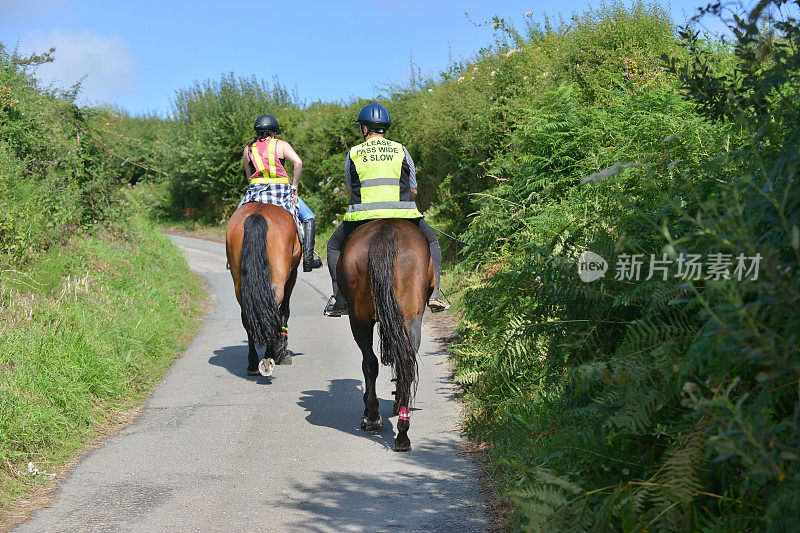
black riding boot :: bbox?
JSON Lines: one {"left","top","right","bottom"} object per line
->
{"left": 303, "top": 219, "right": 322, "bottom": 271}
{"left": 426, "top": 235, "right": 450, "bottom": 311}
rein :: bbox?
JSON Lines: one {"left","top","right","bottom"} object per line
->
{"left": 429, "top": 224, "right": 468, "bottom": 246}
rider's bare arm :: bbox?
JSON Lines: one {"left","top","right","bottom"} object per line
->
{"left": 242, "top": 145, "right": 253, "bottom": 181}
{"left": 278, "top": 140, "right": 302, "bottom": 203}
{"left": 280, "top": 141, "right": 302, "bottom": 200}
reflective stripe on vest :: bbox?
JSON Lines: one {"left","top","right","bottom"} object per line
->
{"left": 250, "top": 138, "right": 290, "bottom": 184}
{"left": 344, "top": 138, "right": 422, "bottom": 221}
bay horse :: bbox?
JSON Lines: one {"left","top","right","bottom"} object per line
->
{"left": 338, "top": 219, "right": 435, "bottom": 452}
{"left": 226, "top": 202, "right": 301, "bottom": 376}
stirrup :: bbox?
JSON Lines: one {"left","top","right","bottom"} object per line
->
{"left": 303, "top": 252, "right": 322, "bottom": 272}
{"left": 311, "top": 252, "right": 323, "bottom": 269}
{"left": 324, "top": 295, "right": 348, "bottom": 317}
{"left": 428, "top": 291, "right": 452, "bottom": 312}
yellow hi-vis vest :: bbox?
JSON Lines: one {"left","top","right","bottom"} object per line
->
{"left": 249, "top": 138, "right": 291, "bottom": 185}
{"left": 343, "top": 138, "right": 423, "bottom": 221}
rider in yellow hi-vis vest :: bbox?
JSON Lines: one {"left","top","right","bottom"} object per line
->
{"left": 343, "top": 136, "right": 422, "bottom": 221}
{"left": 324, "top": 102, "right": 449, "bottom": 316}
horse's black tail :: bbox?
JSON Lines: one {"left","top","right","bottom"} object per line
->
{"left": 240, "top": 214, "right": 282, "bottom": 347}
{"left": 368, "top": 224, "right": 418, "bottom": 407}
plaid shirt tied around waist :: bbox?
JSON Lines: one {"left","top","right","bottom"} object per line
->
{"left": 237, "top": 183, "right": 303, "bottom": 245}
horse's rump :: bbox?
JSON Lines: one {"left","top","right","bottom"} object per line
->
{"left": 226, "top": 202, "right": 301, "bottom": 366}
{"left": 226, "top": 202, "right": 301, "bottom": 289}
{"left": 339, "top": 219, "right": 433, "bottom": 324}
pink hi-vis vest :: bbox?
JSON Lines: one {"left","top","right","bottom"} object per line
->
{"left": 248, "top": 137, "right": 290, "bottom": 184}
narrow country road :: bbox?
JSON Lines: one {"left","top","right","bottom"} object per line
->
{"left": 16, "top": 235, "right": 488, "bottom": 532}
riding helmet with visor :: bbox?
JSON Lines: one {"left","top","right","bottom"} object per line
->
{"left": 254, "top": 114, "right": 281, "bottom": 135}
{"left": 355, "top": 103, "right": 390, "bottom": 133}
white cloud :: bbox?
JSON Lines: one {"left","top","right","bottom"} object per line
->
{"left": 17, "top": 30, "right": 136, "bottom": 105}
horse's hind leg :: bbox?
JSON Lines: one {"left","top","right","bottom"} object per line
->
{"left": 392, "top": 310, "right": 423, "bottom": 452}
{"left": 276, "top": 269, "right": 297, "bottom": 365}
{"left": 350, "top": 317, "right": 382, "bottom": 431}
{"left": 394, "top": 409, "right": 412, "bottom": 452}
{"left": 393, "top": 311, "right": 424, "bottom": 416}
{"left": 246, "top": 331, "right": 259, "bottom": 375}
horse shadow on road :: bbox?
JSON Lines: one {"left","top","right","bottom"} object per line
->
{"left": 298, "top": 379, "right": 405, "bottom": 450}
{"left": 208, "top": 344, "right": 304, "bottom": 383}
{"left": 279, "top": 436, "right": 489, "bottom": 532}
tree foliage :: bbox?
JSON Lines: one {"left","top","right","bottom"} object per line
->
{"left": 0, "top": 44, "right": 138, "bottom": 266}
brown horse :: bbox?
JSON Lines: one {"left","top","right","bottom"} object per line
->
{"left": 338, "top": 219, "right": 435, "bottom": 451}
{"left": 226, "top": 203, "right": 301, "bottom": 376}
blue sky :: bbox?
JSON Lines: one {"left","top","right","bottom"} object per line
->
{"left": 1, "top": 0, "right": 712, "bottom": 116}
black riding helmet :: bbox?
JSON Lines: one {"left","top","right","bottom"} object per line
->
{"left": 254, "top": 114, "right": 281, "bottom": 135}
{"left": 355, "top": 103, "right": 390, "bottom": 133}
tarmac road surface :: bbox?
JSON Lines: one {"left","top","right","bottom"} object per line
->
{"left": 16, "top": 235, "right": 489, "bottom": 532}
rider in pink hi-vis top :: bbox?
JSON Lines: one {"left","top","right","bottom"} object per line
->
{"left": 238, "top": 114, "right": 303, "bottom": 249}
{"left": 247, "top": 137, "right": 291, "bottom": 183}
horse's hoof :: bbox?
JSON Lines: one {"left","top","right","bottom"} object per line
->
{"left": 277, "top": 353, "right": 292, "bottom": 365}
{"left": 246, "top": 368, "right": 260, "bottom": 376}
{"left": 393, "top": 439, "right": 412, "bottom": 452}
{"left": 258, "top": 358, "right": 275, "bottom": 377}
{"left": 360, "top": 415, "right": 383, "bottom": 432}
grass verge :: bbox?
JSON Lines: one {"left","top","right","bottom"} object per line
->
{"left": 0, "top": 215, "right": 205, "bottom": 517}
{"left": 159, "top": 220, "right": 227, "bottom": 243}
